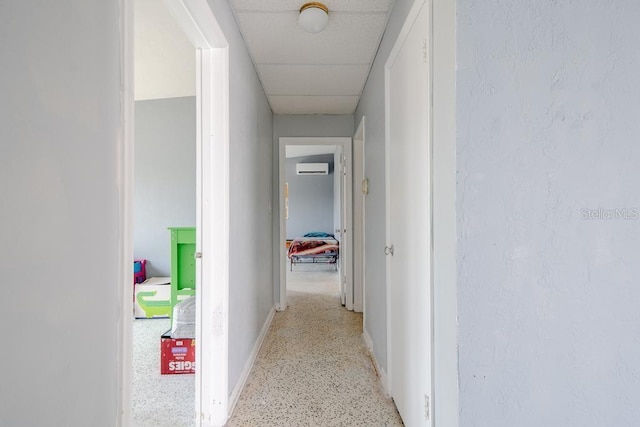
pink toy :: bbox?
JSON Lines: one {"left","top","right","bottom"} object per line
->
{"left": 133, "top": 259, "right": 146, "bottom": 284}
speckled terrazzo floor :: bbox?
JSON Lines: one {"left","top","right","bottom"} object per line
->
{"left": 227, "top": 262, "right": 403, "bottom": 426}
{"left": 132, "top": 318, "right": 195, "bottom": 427}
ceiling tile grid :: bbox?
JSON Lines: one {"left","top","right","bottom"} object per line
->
{"left": 231, "top": 0, "right": 394, "bottom": 114}
{"left": 258, "top": 64, "right": 370, "bottom": 96}
{"left": 232, "top": 0, "right": 393, "bottom": 13}
{"left": 235, "top": 12, "right": 388, "bottom": 65}
{"left": 269, "top": 95, "right": 360, "bottom": 114}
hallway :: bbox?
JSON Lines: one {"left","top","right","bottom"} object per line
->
{"left": 227, "top": 264, "right": 403, "bottom": 426}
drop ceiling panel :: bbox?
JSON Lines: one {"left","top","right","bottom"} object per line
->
{"left": 269, "top": 95, "right": 359, "bottom": 114}
{"left": 230, "top": 0, "right": 394, "bottom": 114}
{"left": 135, "top": 0, "right": 395, "bottom": 112}
{"left": 232, "top": 0, "right": 393, "bottom": 13}
{"left": 259, "top": 64, "right": 369, "bottom": 96}
{"left": 235, "top": 11, "right": 388, "bottom": 65}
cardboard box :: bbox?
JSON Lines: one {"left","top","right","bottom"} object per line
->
{"left": 161, "top": 330, "right": 195, "bottom": 375}
{"left": 134, "top": 277, "right": 171, "bottom": 318}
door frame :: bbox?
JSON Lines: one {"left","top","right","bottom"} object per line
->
{"left": 119, "top": 1, "right": 230, "bottom": 426}
{"left": 278, "top": 137, "right": 352, "bottom": 311}
{"left": 333, "top": 145, "right": 346, "bottom": 304}
{"left": 385, "top": 0, "right": 432, "bottom": 423}
{"left": 336, "top": 143, "right": 354, "bottom": 309}
{"left": 353, "top": 117, "right": 366, "bottom": 314}
{"left": 383, "top": 0, "right": 458, "bottom": 424}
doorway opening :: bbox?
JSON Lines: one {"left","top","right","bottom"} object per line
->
{"left": 278, "top": 137, "right": 354, "bottom": 312}
{"left": 284, "top": 143, "right": 340, "bottom": 302}
{"left": 131, "top": 0, "right": 198, "bottom": 423}
{"left": 121, "top": 0, "right": 230, "bottom": 425}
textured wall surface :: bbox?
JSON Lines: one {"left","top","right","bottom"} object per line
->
{"left": 285, "top": 154, "right": 335, "bottom": 240}
{"left": 457, "top": 1, "right": 640, "bottom": 425}
{"left": 0, "top": 1, "right": 121, "bottom": 425}
{"left": 134, "top": 97, "right": 196, "bottom": 277}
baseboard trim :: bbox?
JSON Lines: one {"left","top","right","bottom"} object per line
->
{"left": 362, "top": 328, "right": 389, "bottom": 396}
{"left": 363, "top": 328, "right": 373, "bottom": 350}
{"left": 228, "top": 305, "right": 276, "bottom": 417}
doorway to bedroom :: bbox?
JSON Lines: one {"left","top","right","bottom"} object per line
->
{"left": 278, "top": 137, "right": 355, "bottom": 313}
{"left": 123, "top": 0, "right": 230, "bottom": 424}
{"left": 284, "top": 143, "right": 340, "bottom": 304}
{"left": 131, "top": 0, "right": 197, "bottom": 424}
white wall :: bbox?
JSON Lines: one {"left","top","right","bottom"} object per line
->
{"left": 134, "top": 97, "right": 196, "bottom": 277}
{"left": 354, "top": 0, "right": 415, "bottom": 374}
{"left": 207, "top": 0, "right": 275, "bottom": 395}
{"left": 0, "top": 1, "right": 121, "bottom": 425}
{"left": 272, "top": 114, "right": 354, "bottom": 303}
{"left": 457, "top": 1, "right": 640, "bottom": 425}
{"left": 285, "top": 155, "right": 335, "bottom": 239}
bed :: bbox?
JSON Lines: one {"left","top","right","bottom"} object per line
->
{"left": 287, "top": 232, "right": 339, "bottom": 271}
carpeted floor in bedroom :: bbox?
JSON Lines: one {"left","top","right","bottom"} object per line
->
{"left": 132, "top": 317, "right": 195, "bottom": 427}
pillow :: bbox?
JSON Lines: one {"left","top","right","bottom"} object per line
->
{"left": 303, "top": 232, "right": 334, "bottom": 238}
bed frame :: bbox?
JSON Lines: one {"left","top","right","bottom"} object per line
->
{"left": 290, "top": 252, "right": 339, "bottom": 271}
{"left": 287, "top": 234, "right": 340, "bottom": 271}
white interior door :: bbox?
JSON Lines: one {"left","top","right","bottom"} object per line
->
{"left": 352, "top": 119, "right": 365, "bottom": 313}
{"left": 333, "top": 146, "right": 345, "bottom": 304}
{"left": 333, "top": 143, "right": 353, "bottom": 308}
{"left": 386, "top": 1, "right": 432, "bottom": 426}
{"left": 341, "top": 144, "right": 353, "bottom": 310}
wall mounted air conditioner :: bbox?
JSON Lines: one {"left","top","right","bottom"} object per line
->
{"left": 296, "top": 163, "right": 329, "bottom": 175}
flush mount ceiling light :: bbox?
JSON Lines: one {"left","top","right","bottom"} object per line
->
{"left": 298, "top": 2, "right": 329, "bottom": 33}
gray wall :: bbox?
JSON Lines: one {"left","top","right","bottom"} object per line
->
{"left": 272, "top": 114, "right": 354, "bottom": 303}
{"left": 134, "top": 97, "right": 196, "bottom": 277}
{"left": 207, "top": 0, "right": 275, "bottom": 396}
{"left": 0, "top": 1, "right": 121, "bottom": 425}
{"left": 285, "top": 154, "right": 335, "bottom": 239}
{"left": 457, "top": 1, "right": 640, "bottom": 426}
{"left": 354, "top": 0, "right": 415, "bottom": 375}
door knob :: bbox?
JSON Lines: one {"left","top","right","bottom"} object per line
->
{"left": 384, "top": 245, "right": 394, "bottom": 256}
{"left": 194, "top": 252, "right": 202, "bottom": 259}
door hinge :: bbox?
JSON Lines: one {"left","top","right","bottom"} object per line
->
{"left": 422, "top": 39, "right": 428, "bottom": 63}
{"left": 362, "top": 178, "right": 369, "bottom": 194}
{"left": 212, "top": 310, "right": 224, "bottom": 336}
{"left": 424, "top": 394, "right": 430, "bottom": 421}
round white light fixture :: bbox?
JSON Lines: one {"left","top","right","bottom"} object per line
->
{"left": 298, "top": 2, "right": 329, "bottom": 33}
